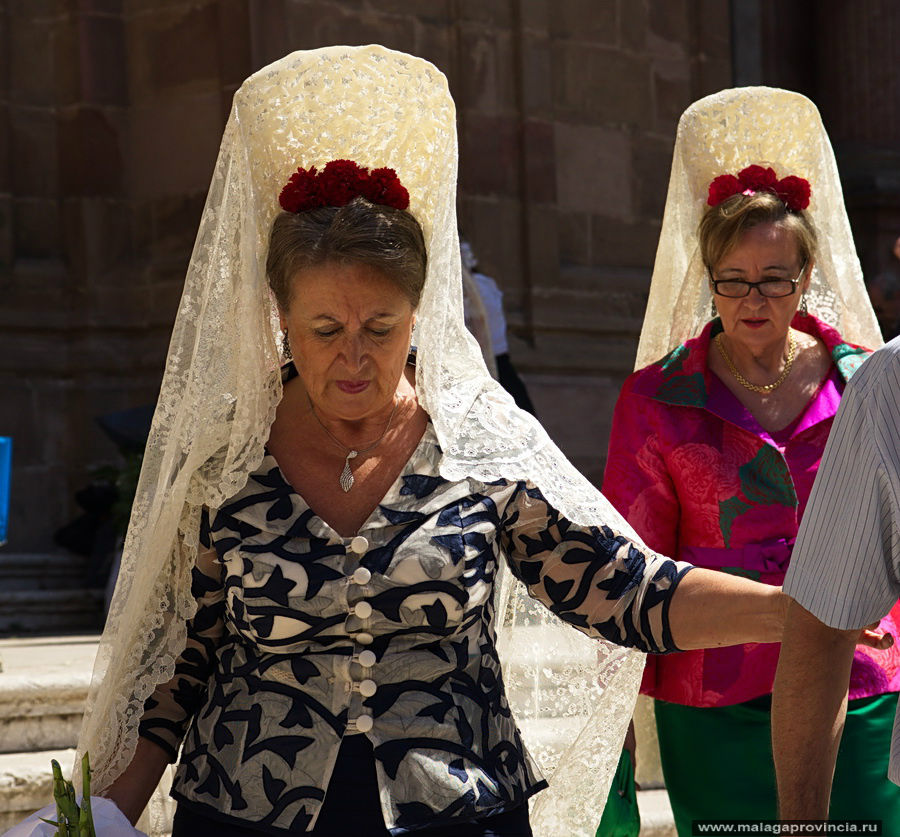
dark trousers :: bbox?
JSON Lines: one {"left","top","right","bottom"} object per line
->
{"left": 172, "top": 735, "right": 533, "bottom": 837}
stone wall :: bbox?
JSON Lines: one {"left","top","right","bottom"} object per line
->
{"left": 0, "top": 0, "right": 736, "bottom": 550}
{"left": 1, "top": 0, "right": 248, "bottom": 550}
{"left": 3, "top": 1, "right": 897, "bottom": 549}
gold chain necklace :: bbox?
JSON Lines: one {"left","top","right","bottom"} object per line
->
{"left": 308, "top": 395, "right": 400, "bottom": 492}
{"left": 714, "top": 332, "right": 796, "bottom": 394}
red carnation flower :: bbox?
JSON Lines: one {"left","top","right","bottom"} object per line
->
{"left": 279, "top": 166, "right": 320, "bottom": 213}
{"left": 277, "top": 159, "right": 411, "bottom": 214}
{"left": 774, "top": 175, "right": 811, "bottom": 211}
{"left": 707, "top": 165, "right": 812, "bottom": 214}
{"left": 737, "top": 164, "right": 778, "bottom": 192}
{"left": 317, "top": 159, "right": 369, "bottom": 207}
{"left": 707, "top": 174, "right": 743, "bottom": 206}
{"left": 364, "top": 167, "right": 410, "bottom": 210}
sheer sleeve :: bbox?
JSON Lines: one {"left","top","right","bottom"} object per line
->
{"left": 500, "top": 482, "right": 691, "bottom": 654}
{"left": 137, "top": 512, "right": 226, "bottom": 762}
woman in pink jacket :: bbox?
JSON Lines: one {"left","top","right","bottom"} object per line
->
{"left": 603, "top": 88, "right": 900, "bottom": 831}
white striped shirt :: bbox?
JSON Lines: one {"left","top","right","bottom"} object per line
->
{"left": 785, "top": 336, "right": 900, "bottom": 783}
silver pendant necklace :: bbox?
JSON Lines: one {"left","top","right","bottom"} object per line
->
{"left": 308, "top": 395, "right": 400, "bottom": 492}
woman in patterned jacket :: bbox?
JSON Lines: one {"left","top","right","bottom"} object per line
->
{"left": 51, "top": 52, "right": 842, "bottom": 837}
{"left": 603, "top": 88, "right": 900, "bottom": 833}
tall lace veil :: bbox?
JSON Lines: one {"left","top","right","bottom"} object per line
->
{"left": 75, "top": 45, "right": 644, "bottom": 835}
{"left": 636, "top": 86, "right": 882, "bottom": 370}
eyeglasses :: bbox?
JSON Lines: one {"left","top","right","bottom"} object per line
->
{"left": 710, "top": 262, "right": 807, "bottom": 299}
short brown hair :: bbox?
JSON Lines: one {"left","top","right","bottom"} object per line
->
{"left": 266, "top": 197, "right": 427, "bottom": 311}
{"left": 699, "top": 191, "right": 817, "bottom": 270}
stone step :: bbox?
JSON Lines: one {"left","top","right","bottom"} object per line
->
{"left": 0, "top": 554, "right": 89, "bottom": 592}
{"left": 0, "top": 671, "right": 90, "bottom": 754}
{"left": 0, "top": 635, "right": 97, "bottom": 754}
{"left": 639, "top": 790, "right": 677, "bottom": 836}
{"left": 0, "top": 590, "right": 105, "bottom": 635}
{"left": 0, "top": 747, "right": 75, "bottom": 834}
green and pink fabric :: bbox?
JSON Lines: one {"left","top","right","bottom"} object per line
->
{"left": 603, "top": 313, "right": 900, "bottom": 708}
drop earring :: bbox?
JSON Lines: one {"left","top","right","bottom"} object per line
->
{"left": 282, "top": 328, "right": 292, "bottom": 360}
{"left": 710, "top": 297, "right": 717, "bottom": 319}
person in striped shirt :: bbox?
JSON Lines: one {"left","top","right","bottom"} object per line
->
{"left": 774, "top": 338, "right": 900, "bottom": 819}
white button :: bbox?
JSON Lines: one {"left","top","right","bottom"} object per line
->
{"left": 358, "top": 649, "right": 376, "bottom": 667}
{"left": 359, "top": 679, "right": 377, "bottom": 698}
{"left": 352, "top": 567, "right": 372, "bottom": 585}
{"left": 349, "top": 536, "right": 369, "bottom": 554}
{"left": 356, "top": 632, "right": 374, "bottom": 645}
{"left": 354, "top": 601, "right": 373, "bottom": 619}
{"left": 355, "top": 714, "right": 374, "bottom": 733}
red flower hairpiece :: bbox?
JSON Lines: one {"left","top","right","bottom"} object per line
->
{"left": 278, "top": 159, "right": 410, "bottom": 213}
{"left": 707, "top": 165, "right": 811, "bottom": 212}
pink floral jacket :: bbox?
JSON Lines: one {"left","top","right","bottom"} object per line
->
{"left": 603, "top": 314, "right": 900, "bottom": 707}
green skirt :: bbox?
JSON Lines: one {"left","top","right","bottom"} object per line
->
{"left": 654, "top": 692, "right": 900, "bottom": 835}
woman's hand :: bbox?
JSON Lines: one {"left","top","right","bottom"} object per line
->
{"left": 857, "top": 622, "right": 894, "bottom": 650}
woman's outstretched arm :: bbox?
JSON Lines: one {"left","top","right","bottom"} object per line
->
{"left": 665, "top": 566, "right": 787, "bottom": 649}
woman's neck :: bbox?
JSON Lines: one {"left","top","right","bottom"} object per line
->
{"left": 309, "top": 396, "right": 403, "bottom": 451}
{"left": 717, "top": 329, "right": 794, "bottom": 383}
{"left": 295, "top": 367, "right": 418, "bottom": 452}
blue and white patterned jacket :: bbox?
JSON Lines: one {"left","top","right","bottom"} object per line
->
{"left": 139, "top": 417, "right": 689, "bottom": 834}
